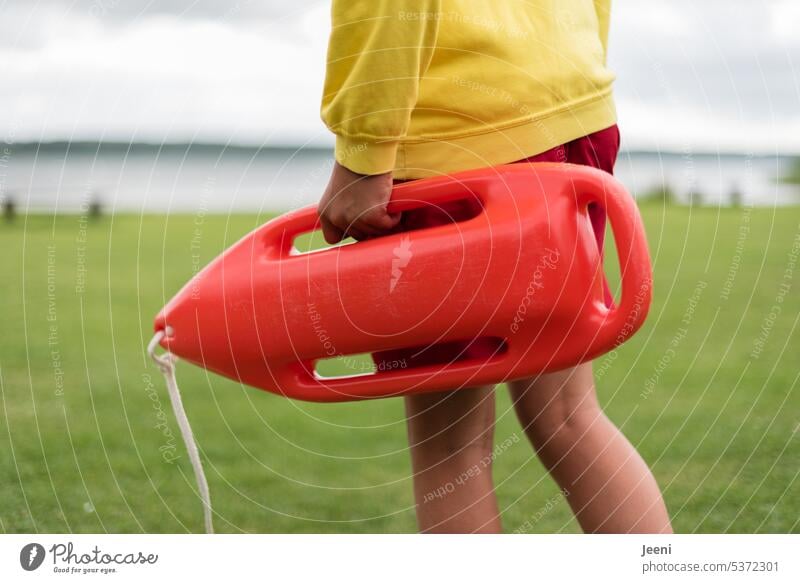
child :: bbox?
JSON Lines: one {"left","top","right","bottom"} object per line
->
{"left": 317, "top": 1, "right": 672, "bottom": 534}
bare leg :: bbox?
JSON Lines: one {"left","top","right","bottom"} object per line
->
{"left": 405, "top": 386, "right": 501, "bottom": 533}
{"left": 509, "top": 363, "right": 672, "bottom": 533}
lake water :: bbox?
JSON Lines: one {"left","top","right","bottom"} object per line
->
{"left": 1, "top": 143, "right": 798, "bottom": 214}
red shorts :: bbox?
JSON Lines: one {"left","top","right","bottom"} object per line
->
{"left": 373, "top": 124, "right": 621, "bottom": 370}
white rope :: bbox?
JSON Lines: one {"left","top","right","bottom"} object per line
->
{"left": 148, "top": 328, "right": 214, "bottom": 534}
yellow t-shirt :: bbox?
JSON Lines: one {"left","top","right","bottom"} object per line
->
{"left": 321, "top": 0, "right": 615, "bottom": 179}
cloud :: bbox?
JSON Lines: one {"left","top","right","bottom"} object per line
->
{"left": 610, "top": 0, "right": 800, "bottom": 151}
{"left": 5, "top": 0, "right": 319, "bottom": 26}
{"left": 0, "top": 1, "right": 331, "bottom": 144}
{"left": 0, "top": 0, "right": 797, "bottom": 152}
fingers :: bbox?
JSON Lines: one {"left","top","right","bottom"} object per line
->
{"left": 368, "top": 209, "right": 402, "bottom": 231}
{"left": 320, "top": 214, "right": 345, "bottom": 244}
{"left": 348, "top": 207, "right": 401, "bottom": 238}
{"left": 320, "top": 210, "right": 375, "bottom": 243}
{"left": 317, "top": 164, "right": 398, "bottom": 243}
{"left": 320, "top": 207, "right": 401, "bottom": 242}
{"left": 346, "top": 227, "right": 371, "bottom": 242}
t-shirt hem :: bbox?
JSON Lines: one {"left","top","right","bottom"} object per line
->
{"left": 392, "top": 92, "right": 617, "bottom": 180}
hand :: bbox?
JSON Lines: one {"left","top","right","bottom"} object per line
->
{"left": 317, "top": 162, "right": 401, "bottom": 243}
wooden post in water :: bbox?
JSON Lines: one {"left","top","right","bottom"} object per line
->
{"left": 2, "top": 193, "right": 14, "bottom": 222}
{"left": 89, "top": 191, "right": 103, "bottom": 219}
{"left": 729, "top": 184, "right": 742, "bottom": 207}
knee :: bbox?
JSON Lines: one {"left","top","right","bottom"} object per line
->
{"left": 519, "top": 401, "right": 604, "bottom": 458}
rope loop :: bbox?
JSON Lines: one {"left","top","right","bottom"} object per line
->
{"left": 148, "top": 329, "right": 214, "bottom": 534}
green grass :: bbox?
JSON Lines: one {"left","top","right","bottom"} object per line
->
{"left": 1, "top": 203, "right": 798, "bottom": 533}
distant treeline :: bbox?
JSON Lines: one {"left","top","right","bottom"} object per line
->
{"left": 4, "top": 141, "right": 333, "bottom": 157}
{"left": 6, "top": 141, "right": 799, "bottom": 164}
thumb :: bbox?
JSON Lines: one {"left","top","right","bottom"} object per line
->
{"left": 366, "top": 208, "right": 402, "bottom": 231}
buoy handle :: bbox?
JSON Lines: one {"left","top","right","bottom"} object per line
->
{"left": 575, "top": 171, "right": 653, "bottom": 353}
{"left": 260, "top": 173, "right": 490, "bottom": 258}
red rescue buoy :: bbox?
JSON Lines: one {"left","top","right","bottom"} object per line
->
{"left": 153, "top": 163, "right": 652, "bottom": 402}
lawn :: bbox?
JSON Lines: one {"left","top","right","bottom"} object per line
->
{"left": 1, "top": 202, "right": 798, "bottom": 533}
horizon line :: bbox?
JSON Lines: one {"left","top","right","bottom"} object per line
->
{"left": 5, "top": 140, "right": 799, "bottom": 158}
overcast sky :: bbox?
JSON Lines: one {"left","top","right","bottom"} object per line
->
{"left": 1, "top": 0, "right": 798, "bottom": 153}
